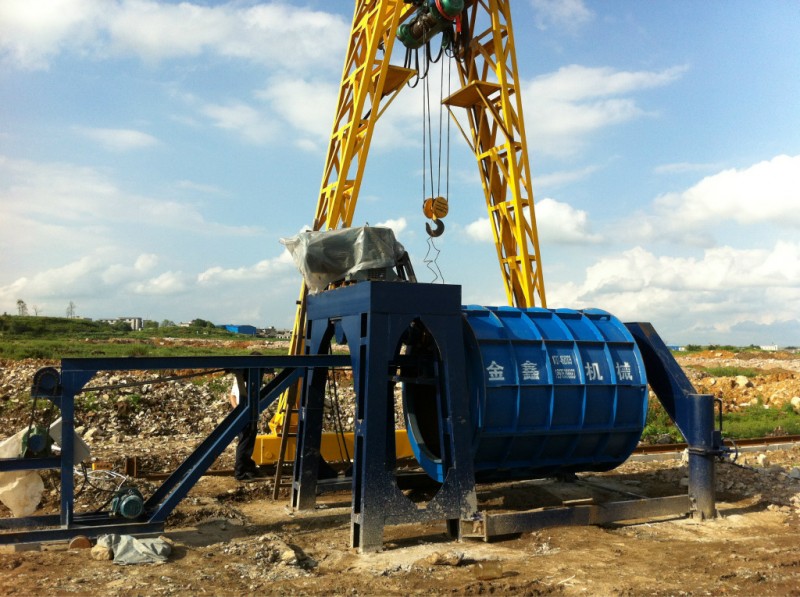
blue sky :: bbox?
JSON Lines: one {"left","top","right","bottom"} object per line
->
{"left": 1, "top": 0, "right": 798, "bottom": 346}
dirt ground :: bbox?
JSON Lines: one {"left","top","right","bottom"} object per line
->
{"left": 2, "top": 448, "right": 800, "bottom": 596}
{"left": 2, "top": 350, "right": 800, "bottom": 595}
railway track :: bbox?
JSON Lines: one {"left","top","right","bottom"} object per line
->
{"left": 133, "top": 435, "right": 800, "bottom": 480}
{"left": 634, "top": 434, "right": 800, "bottom": 455}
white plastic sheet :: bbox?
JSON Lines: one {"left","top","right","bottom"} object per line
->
{"left": 96, "top": 533, "right": 172, "bottom": 565}
{"left": 281, "top": 226, "right": 405, "bottom": 293}
{"left": 0, "top": 429, "right": 44, "bottom": 517}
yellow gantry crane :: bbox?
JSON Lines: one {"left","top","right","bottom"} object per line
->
{"left": 262, "top": 0, "right": 547, "bottom": 481}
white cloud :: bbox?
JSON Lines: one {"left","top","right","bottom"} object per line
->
{"left": 531, "top": 0, "right": 594, "bottom": 33}
{"left": 535, "top": 165, "right": 599, "bottom": 189}
{"left": 536, "top": 198, "right": 602, "bottom": 244}
{"left": 76, "top": 126, "right": 159, "bottom": 151}
{"left": 463, "top": 198, "right": 600, "bottom": 245}
{"left": 199, "top": 101, "right": 277, "bottom": 144}
{"left": 0, "top": 0, "right": 105, "bottom": 69}
{"left": 653, "top": 162, "right": 721, "bottom": 175}
{"left": 256, "top": 77, "right": 338, "bottom": 148}
{"left": 375, "top": 217, "right": 408, "bottom": 237}
{"left": 101, "top": 253, "right": 159, "bottom": 284}
{"left": 197, "top": 252, "right": 295, "bottom": 285}
{"left": 0, "top": 1, "right": 348, "bottom": 71}
{"left": 175, "top": 180, "right": 226, "bottom": 195}
{"left": 548, "top": 242, "right": 800, "bottom": 343}
{"left": 464, "top": 217, "right": 493, "bottom": 243}
{"left": 133, "top": 271, "right": 188, "bottom": 295}
{"left": 524, "top": 65, "right": 687, "bottom": 156}
{"left": 0, "top": 155, "right": 259, "bottom": 281}
{"left": 653, "top": 155, "right": 800, "bottom": 228}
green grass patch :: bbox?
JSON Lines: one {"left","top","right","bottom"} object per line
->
{"left": 722, "top": 401, "right": 800, "bottom": 438}
{"left": 642, "top": 401, "right": 684, "bottom": 443}
{"left": 642, "top": 398, "right": 800, "bottom": 443}
{"left": 0, "top": 339, "right": 287, "bottom": 360}
{"left": 696, "top": 365, "right": 761, "bottom": 378}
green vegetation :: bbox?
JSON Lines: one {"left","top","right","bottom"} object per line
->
{"left": 722, "top": 401, "right": 800, "bottom": 438}
{"left": 642, "top": 399, "right": 800, "bottom": 443}
{"left": 0, "top": 314, "right": 275, "bottom": 359}
{"left": 694, "top": 365, "right": 761, "bottom": 378}
{"left": 642, "top": 402, "right": 685, "bottom": 443}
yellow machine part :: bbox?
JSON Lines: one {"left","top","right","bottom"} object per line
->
{"left": 253, "top": 429, "right": 414, "bottom": 466}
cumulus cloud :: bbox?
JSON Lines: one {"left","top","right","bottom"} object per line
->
{"left": 75, "top": 127, "right": 159, "bottom": 151}
{"left": 0, "top": 155, "right": 258, "bottom": 241}
{"left": 524, "top": 65, "right": 687, "bottom": 156}
{"left": 133, "top": 271, "right": 188, "bottom": 295}
{"left": 653, "top": 155, "right": 800, "bottom": 228}
{"left": 464, "top": 218, "right": 493, "bottom": 243}
{"left": 0, "top": 250, "right": 157, "bottom": 306}
{"left": 531, "top": 0, "right": 594, "bottom": 33}
{"left": 536, "top": 198, "right": 602, "bottom": 244}
{"left": 547, "top": 241, "right": 800, "bottom": 343}
{"left": 199, "top": 101, "right": 277, "bottom": 144}
{"left": 375, "top": 217, "right": 408, "bottom": 236}
{"left": 464, "top": 198, "right": 600, "bottom": 245}
{"left": 535, "top": 165, "right": 599, "bottom": 189}
{"left": 256, "top": 77, "right": 338, "bottom": 148}
{"left": 197, "top": 252, "right": 295, "bottom": 285}
{"left": 0, "top": 0, "right": 348, "bottom": 71}
{"left": 653, "top": 162, "right": 721, "bottom": 175}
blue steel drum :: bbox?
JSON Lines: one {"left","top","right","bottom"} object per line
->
{"left": 404, "top": 306, "right": 648, "bottom": 483}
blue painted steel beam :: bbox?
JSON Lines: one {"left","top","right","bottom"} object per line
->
{"left": 0, "top": 457, "right": 61, "bottom": 473}
{"left": 60, "top": 355, "right": 348, "bottom": 372}
{"left": 146, "top": 367, "right": 304, "bottom": 522}
{"left": 625, "top": 322, "right": 719, "bottom": 519}
{"left": 624, "top": 322, "right": 695, "bottom": 439}
{"left": 1, "top": 353, "right": 348, "bottom": 545}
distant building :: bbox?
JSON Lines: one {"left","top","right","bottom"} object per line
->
{"left": 221, "top": 324, "right": 257, "bottom": 336}
{"left": 98, "top": 317, "right": 143, "bottom": 331}
{"left": 759, "top": 345, "right": 778, "bottom": 351}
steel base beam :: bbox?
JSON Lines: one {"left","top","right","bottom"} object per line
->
{"left": 465, "top": 495, "right": 690, "bottom": 540}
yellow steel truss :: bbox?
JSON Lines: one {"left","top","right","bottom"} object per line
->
{"left": 444, "top": 0, "right": 546, "bottom": 308}
{"left": 270, "top": 0, "right": 414, "bottom": 435}
{"left": 270, "top": 0, "right": 545, "bottom": 438}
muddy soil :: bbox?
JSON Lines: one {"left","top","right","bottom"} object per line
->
{"left": 1, "top": 349, "right": 800, "bottom": 595}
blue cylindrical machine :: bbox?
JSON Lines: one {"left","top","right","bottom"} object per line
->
{"left": 403, "top": 307, "right": 648, "bottom": 483}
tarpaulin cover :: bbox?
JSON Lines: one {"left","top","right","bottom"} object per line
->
{"left": 97, "top": 533, "right": 172, "bottom": 565}
{"left": 281, "top": 226, "right": 405, "bottom": 293}
{"left": 0, "top": 429, "right": 44, "bottom": 517}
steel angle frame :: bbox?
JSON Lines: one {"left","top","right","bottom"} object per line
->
{"left": 0, "top": 354, "right": 348, "bottom": 545}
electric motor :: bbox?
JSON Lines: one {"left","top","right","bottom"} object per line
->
{"left": 397, "top": 0, "right": 464, "bottom": 50}
{"left": 110, "top": 487, "right": 145, "bottom": 519}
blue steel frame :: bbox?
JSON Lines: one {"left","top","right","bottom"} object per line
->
{"left": 0, "top": 355, "right": 347, "bottom": 544}
{"left": 296, "top": 282, "right": 479, "bottom": 553}
{"left": 626, "top": 322, "right": 722, "bottom": 519}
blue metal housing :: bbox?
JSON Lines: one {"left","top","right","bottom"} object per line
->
{"left": 405, "top": 306, "right": 648, "bottom": 482}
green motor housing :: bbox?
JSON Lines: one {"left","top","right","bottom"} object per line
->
{"left": 397, "top": 0, "right": 464, "bottom": 50}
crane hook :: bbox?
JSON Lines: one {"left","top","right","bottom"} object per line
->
{"left": 426, "top": 218, "right": 445, "bottom": 237}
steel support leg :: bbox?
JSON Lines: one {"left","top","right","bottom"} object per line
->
{"left": 686, "top": 393, "right": 717, "bottom": 519}
{"left": 304, "top": 282, "right": 478, "bottom": 553}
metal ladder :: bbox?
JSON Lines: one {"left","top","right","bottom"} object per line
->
{"left": 271, "top": 405, "right": 298, "bottom": 500}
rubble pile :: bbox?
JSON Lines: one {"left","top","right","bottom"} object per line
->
{"left": 677, "top": 352, "right": 800, "bottom": 413}
{"left": 1, "top": 349, "right": 797, "bottom": 476}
